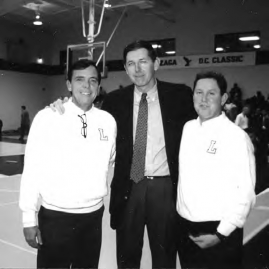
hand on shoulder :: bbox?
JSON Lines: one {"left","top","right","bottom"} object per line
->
{"left": 47, "top": 96, "right": 69, "bottom": 115}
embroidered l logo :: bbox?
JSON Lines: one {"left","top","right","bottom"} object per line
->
{"left": 207, "top": 140, "right": 217, "bottom": 154}
{"left": 98, "top": 128, "right": 108, "bottom": 141}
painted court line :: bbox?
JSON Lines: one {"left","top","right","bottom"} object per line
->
{"left": 0, "top": 238, "right": 36, "bottom": 255}
{"left": 243, "top": 219, "right": 269, "bottom": 245}
{"left": 255, "top": 206, "right": 269, "bottom": 211}
{"left": 0, "top": 189, "right": 19, "bottom": 192}
{"left": 0, "top": 175, "right": 20, "bottom": 178}
{"left": 258, "top": 188, "right": 269, "bottom": 196}
{"left": 5, "top": 160, "right": 18, "bottom": 163}
{"left": 0, "top": 201, "right": 18, "bottom": 207}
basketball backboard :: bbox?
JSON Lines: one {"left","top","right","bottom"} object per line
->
{"left": 66, "top": 41, "right": 107, "bottom": 78}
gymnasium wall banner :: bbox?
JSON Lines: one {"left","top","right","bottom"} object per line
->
{"left": 159, "top": 52, "right": 256, "bottom": 70}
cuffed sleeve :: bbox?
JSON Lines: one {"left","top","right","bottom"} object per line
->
{"left": 217, "top": 133, "right": 256, "bottom": 236}
{"left": 19, "top": 112, "right": 44, "bottom": 227}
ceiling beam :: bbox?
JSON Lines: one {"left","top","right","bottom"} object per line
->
{"left": 52, "top": 0, "right": 82, "bottom": 8}
{"left": 0, "top": 0, "right": 32, "bottom": 16}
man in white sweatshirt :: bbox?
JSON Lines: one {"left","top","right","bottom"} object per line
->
{"left": 19, "top": 60, "right": 117, "bottom": 268}
{"left": 177, "top": 71, "right": 256, "bottom": 269}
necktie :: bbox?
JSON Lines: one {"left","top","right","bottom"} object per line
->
{"left": 130, "top": 93, "right": 148, "bottom": 183}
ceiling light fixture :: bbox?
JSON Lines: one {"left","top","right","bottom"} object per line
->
{"left": 37, "top": 57, "right": 43, "bottom": 64}
{"left": 254, "top": 44, "right": 261, "bottom": 49}
{"left": 33, "top": 8, "right": 43, "bottom": 26}
{"left": 104, "top": 0, "right": 111, "bottom": 8}
{"left": 152, "top": 44, "right": 162, "bottom": 49}
{"left": 33, "top": 20, "right": 42, "bottom": 25}
{"left": 239, "top": 36, "right": 260, "bottom": 41}
{"left": 216, "top": 47, "right": 224, "bottom": 52}
{"left": 165, "top": 51, "right": 176, "bottom": 55}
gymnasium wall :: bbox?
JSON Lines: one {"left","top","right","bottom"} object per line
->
{"left": 1, "top": 0, "right": 269, "bottom": 130}
{"left": 0, "top": 71, "right": 51, "bottom": 131}
{"left": 0, "top": 62, "right": 268, "bottom": 131}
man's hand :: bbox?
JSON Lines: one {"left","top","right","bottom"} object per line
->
{"left": 23, "top": 226, "right": 43, "bottom": 249}
{"left": 49, "top": 97, "right": 69, "bottom": 114}
{"left": 189, "top": 234, "right": 220, "bottom": 249}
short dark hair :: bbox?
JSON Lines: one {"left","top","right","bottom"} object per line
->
{"left": 67, "top": 59, "right": 101, "bottom": 84}
{"left": 193, "top": 71, "right": 227, "bottom": 96}
{"left": 21, "top": 105, "right": 26, "bottom": 110}
{"left": 123, "top": 40, "right": 157, "bottom": 64}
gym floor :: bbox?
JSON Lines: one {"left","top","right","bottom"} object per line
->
{"left": 0, "top": 134, "right": 268, "bottom": 268}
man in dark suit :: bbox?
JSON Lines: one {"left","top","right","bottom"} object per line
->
{"left": 102, "top": 40, "right": 196, "bottom": 269}
{"left": 50, "top": 40, "right": 196, "bottom": 269}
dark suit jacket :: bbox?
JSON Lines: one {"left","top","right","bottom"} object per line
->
{"left": 102, "top": 80, "right": 196, "bottom": 229}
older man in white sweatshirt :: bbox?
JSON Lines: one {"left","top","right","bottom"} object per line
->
{"left": 19, "top": 60, "right": 116, "bottom": 269}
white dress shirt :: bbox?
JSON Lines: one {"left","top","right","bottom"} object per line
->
{"left": 235, "top": 112, "right": 249, "bottom": 130}
{"left": 133, "top": 83, "right": 169, "bottom": 176}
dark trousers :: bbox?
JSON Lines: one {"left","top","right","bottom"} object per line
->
{"left": 19, "top": 124, "right": 29, "bottom": 140}
{"left": 177, "top": 215, "right": 243, "bottom": 269}
{"left": 37, "top": 205, "right": 104, "bottom": 269}
{"left": 116, "top": 176, "right": 177, "bottom": 269}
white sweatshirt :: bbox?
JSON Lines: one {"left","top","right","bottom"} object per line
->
{"left": 177, "top": 113, "right": 256, "bottom": 236}
{"left": 19, "top": 100, "right": 117, "bottom": 227}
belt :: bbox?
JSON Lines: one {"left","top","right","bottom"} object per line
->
{"left": 144, "top": 175, "right": 170, "bottom": 180}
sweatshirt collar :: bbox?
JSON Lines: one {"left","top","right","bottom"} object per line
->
{"left": 65, "top": 99, "right": 96, "bottom": 116}
{"left": 197, "top": 112, "right": 226, "bottom": 129}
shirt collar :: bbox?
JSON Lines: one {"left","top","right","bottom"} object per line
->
{"left": 197, "top": 112, "right": 226, "bottom": 129}
{"left": 134, "top": 81, "right": 158, "bottom": 103}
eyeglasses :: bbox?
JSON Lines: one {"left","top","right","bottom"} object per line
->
{"left": 78, "top": 114, "right": 87, "bottom": 138}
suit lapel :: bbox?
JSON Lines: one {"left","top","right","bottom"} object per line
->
{"left": 120, "top": 85, "right": 135, "bottom": 160}
{"left": 157, "top": 80, "right": 169, "bottom": 131}
{"left": 126, "top": 85, "right": 135, "bottom": 142}
{"left": 157, "top": 80, "right": 173, "bottom": 163}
